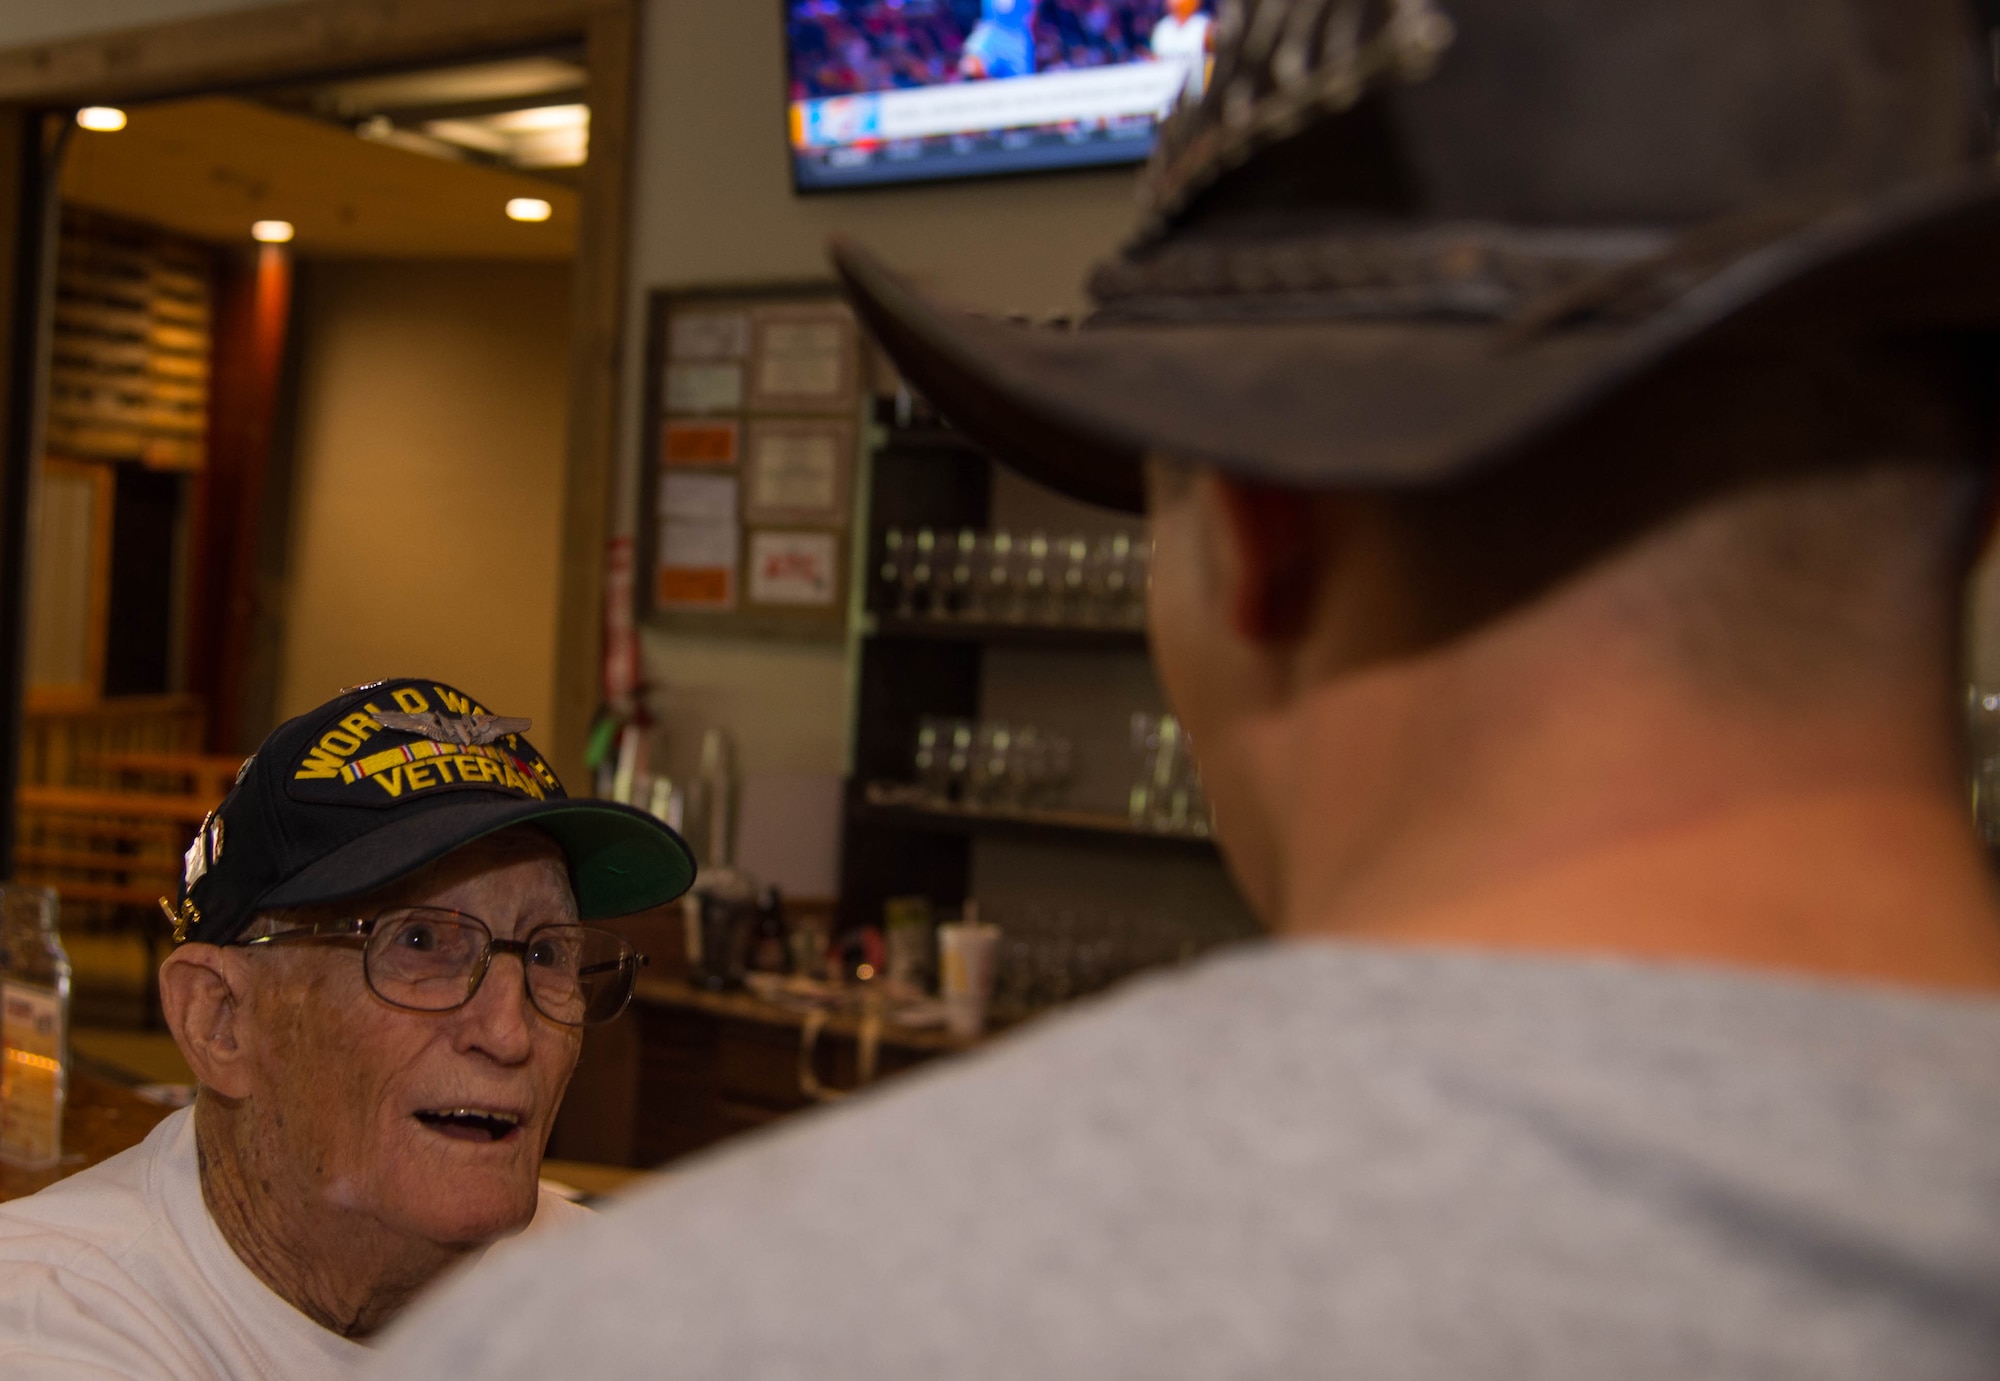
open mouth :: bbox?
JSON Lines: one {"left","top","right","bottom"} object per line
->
{"left": 414, "top": 1108, "right": 523, "bottom": 1143}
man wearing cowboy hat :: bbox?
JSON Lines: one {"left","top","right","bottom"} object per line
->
{"left": 0, "top": 679, "right": 693, "bottom": 1377}
{"left": 376, "top": 1, "right": 2000, "bottom": 1375}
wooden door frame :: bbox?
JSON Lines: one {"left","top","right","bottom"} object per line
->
{"left": 0, "top": 0, "right": 638, "bottom": 792}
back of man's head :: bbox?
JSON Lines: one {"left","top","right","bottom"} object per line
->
{"left": 1143, "top": 337, "right": 2000, "bottom": 986}
{"left": 1372, "top": 342, "right": 1993, "bottom": 713}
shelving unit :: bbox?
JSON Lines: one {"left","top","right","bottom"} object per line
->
{"left": 835, "top": 418, "right": 1231, "bottom": 936}
{"left": 850, "top": 791, "right": 1218, "bottom": 857}
{"left": 866, "top": 614, "right": 1148, "bottom": 653}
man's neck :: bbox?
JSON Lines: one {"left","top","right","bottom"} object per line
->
{"left": 195, "top": 1103, "right": 470, "bottom": 1338}
{"left": 1318, "top": 787, "right": 2000, "bottom": 990}
{"left": 1235, "top": 657, "right": 2000, "bottom": 993}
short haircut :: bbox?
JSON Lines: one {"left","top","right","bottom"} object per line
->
{"left": 1384, "top": 340, "right": 1993, "bottom": 700}
{"left": 1148, "top": 338, "right": 1992, "bottom": 702}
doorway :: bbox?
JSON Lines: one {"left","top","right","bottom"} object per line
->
{"left": 0, "top": 3, "right": 633, "bottom": 1071}
{"left": 0, "top": 0, "right": 635, "bottom": 868}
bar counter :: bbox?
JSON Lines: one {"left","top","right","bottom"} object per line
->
{"left": 633, "top": 974, "right": 982, "bottom": 1055}
{"left": 624, "top": 974, "right": 988, "bottom": 1166}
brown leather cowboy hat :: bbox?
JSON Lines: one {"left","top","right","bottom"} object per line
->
{"left": 833, "top": 0, "right": 2000, "bottom": 514}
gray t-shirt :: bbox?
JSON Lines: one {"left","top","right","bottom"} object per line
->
{"left": 373, "top": 943, "right": 2000, "bottom": 1379}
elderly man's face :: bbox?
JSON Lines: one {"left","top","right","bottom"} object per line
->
{"left": 237, "top": 830, "right": 581, "bottom": 1246}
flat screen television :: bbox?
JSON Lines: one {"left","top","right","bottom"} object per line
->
{"left": 786, "top": 1, "right": 1214, "bottom": 191}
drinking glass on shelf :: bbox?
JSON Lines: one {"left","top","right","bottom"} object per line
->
{"left": 1090, "top": 533, "right": 1133, "bottom": 625}
{"left": 912, "top": 528, "right": 941, "bottom": 618}
{"left": 948, "top": 528, "right": 978, "bottom": 619}
{"left": 880, "top": 528, "right": 908, "bottom": 615}
{"left": 977, "top": 531, "right": 1015, "bottom": 623}
{"left": 1129, "top": 711, "right": 1203, "bottom": 834}
{"left": 1148, "top": 713, "right": 1187, "bottom": 833}
{"left": 948, "top": 719, "right": 976, "bottom": 802}
{"left": 914, "top": 716, "right": 953, "bottom": 803}
{"left": 1032, "top": 908, "right": 1077, "bottom": 1005}
{"left": 1129, "top": 711, "right": 1161, "bottom": 825}
{"left": 1055, "top": 534, "right": 1090, "bottom": 625}
{"left": 1048, "top": 733, "right": 1078, "bottom": 809}
{"left": 1019, "top": 530, "right": 1052, "bottom": 624}
{"left": 1183, "top": 768, "right": 1214, "bottom": 838}
{"left": 968, "top": 721, "right": 1013, "bottom": 808}
{"left": 995, "top": 933, "right": 1036, "bottom": 1017}
{"left": 1123, "top": 538, "right": 1154, "bottom": 628}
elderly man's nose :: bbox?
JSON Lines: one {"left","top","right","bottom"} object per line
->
{"left": 455, "top": 952, "right": 537, "bottom": 1062}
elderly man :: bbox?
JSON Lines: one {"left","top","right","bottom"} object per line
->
{"left": 378, "top": 0, "right": 2000, "bottom": 1377}
{"left": 0, "top": 678, "right": 692, "bottom": 1377}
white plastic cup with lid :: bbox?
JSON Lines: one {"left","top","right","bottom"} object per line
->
{"left": 937, "top": 902, "right": 1000, "bottom": 1038}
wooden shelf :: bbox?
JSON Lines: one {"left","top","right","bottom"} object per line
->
{"left": 852, "top": 792, "right": 1218, "bottom": 856}
{"left": 866, "top": 614, "right": 1147, "bottom": 652}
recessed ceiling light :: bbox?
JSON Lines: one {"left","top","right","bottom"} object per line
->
{"left": 251, "top": 220, "right": 295, "bottom": 244}
{"left": 505, "top": 197, "right": 553, "bottom": 223}
{"left": 427, "top": 103, "right": 589, "bottom": 169}
{"left": 76, "top": 107, "right": 127, "bottom": 133}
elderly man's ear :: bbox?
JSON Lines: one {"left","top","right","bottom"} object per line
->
{"left": 158, "top": 947, "right": 256, "bottom": 1099}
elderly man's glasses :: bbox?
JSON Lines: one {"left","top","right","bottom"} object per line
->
{"left": 238, "top": 907, "right": 647, "bottom": 1026}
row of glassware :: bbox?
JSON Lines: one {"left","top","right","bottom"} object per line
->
{"left": 982, "top": 900, "right": 1250, "bottom": 1016}
{"left": 878, "top": 527, "right": 1151, "bottom": 628}
{"left": 907, "top": 711, "right": 1215, "bottom": 839}
{"left": 914, "top": 717, "right": 1077, "bottom": 812}
{"left": 1128, "top": 712, "right": 1213, "bottom": 839}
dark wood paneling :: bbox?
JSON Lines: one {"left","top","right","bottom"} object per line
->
{"left": 630, "top": 996, "right": 943, "bottom": 1168}
{"left": 185, "top": 245, "right": 291, "bottom": 754}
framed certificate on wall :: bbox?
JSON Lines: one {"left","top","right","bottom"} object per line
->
{"left": 639, "top": 283, "right": 863, "bottom": 640}
{"left": 743, "top": 418, "right": 852, "bottom": 526}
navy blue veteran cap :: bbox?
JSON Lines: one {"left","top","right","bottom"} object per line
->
{"left": 162, "top": 677, "right": 696, "bottom": 947}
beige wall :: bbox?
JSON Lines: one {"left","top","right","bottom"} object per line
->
{"left": 276, "top": 260, "right": 572, "bottom": 734}
{"left": 13, "top": 3, "right": 2000, "bottom": 765}
{"left": 621, "top": 0, "right": 1142, "bottom": 784}
{"left": 0, "top": 0, "right": 1146, "bottom": 787}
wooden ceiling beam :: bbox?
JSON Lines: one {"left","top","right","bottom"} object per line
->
{"left": 0, "top": 0, "right": 622, "bottom": 105}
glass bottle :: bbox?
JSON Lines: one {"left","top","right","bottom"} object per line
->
{"left": 0, "top": 885, "right": 71, "bottom": 1170}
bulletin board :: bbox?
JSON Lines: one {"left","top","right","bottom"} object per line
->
{"left": 639, "top": 283, "right": 864, "bottom": 640}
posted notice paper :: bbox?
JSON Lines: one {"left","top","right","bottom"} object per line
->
{"left": 658, "top": 472, "right": 741, "bottom": 609}
{"left": 669, "top": 310, "right": 751, "bottom": 361}
{"left": 754, "top": 319, "right": 848, "bottom": 403}
{"left": 665, "top": 361, "right": 745, "bottom": 414}
{"left": 749, "top": 427, "right": 842, "bottom": 516}
{"left": 748, "top": 530, "right": 839, "bottom": 607}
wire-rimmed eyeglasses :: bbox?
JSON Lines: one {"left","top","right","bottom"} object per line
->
{"left": 238, "top": 906, "right": 647, "bottom": 1027}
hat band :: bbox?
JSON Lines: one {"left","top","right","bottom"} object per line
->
{"left": 1085, "top": 195, "right": 1850, "bottom": 331}
{"left": 1088, "top": 222, "right": 1671, "bottom": 325}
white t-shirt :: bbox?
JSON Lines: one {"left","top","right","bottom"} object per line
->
{"left": 1151, "top": 12, "right": 1212, "bottom": 96}
{"left": 0, "top": 1106, "right": 586, "bottom": 1379}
